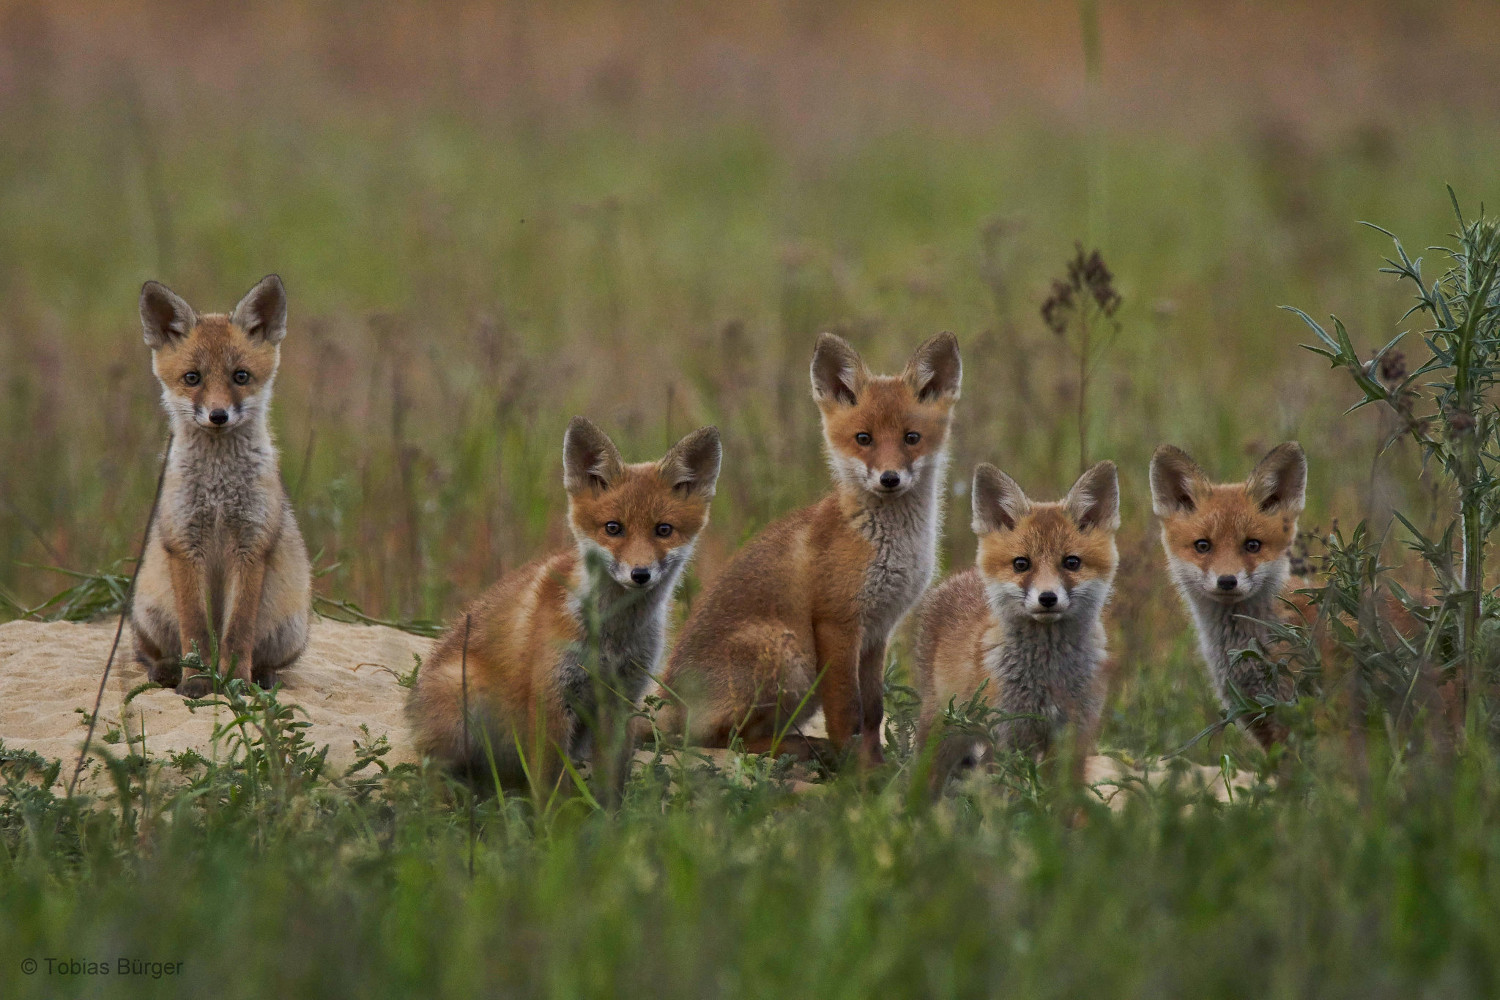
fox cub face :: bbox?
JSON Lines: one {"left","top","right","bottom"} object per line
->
{"left": 1150, "top": 442, "right": 1306, "bottom": 605}
{"left": 139, "top": 275, "right": 288, "bottom": 432}
{"left": 563, "top": 417, "right": 722, "bottom": 590}
{"left": 972, "top": 461, "right": 1120, "bottom": 623}
{"left": 810, "top": 332, "right": 962, "bottom": 497}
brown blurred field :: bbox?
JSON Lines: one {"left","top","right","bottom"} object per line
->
{"left": 2, "top": 0, "right": 1498, "bottom": 749}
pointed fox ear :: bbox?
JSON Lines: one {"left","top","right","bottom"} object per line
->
{"left": 902, "top": 331, "right": 962, "bottom": 403}
{"left": 1246, "top": 442, "right": 1306, "bottom": 514}
{"left": 972, "top": 463, "right": 1031, "bottom": 534}
{"left": 231, "top": 274, "right": 288, "bottom": 345}
{"left": 139, "top": 281, "right": 197, "bottom": 349}
{"left": 1150, "top": 445, "right": 1210, "bottom": 518}
{"left": 810, "top": 333, "right": 867, "bottom": 407}
{"left": 1065, "top": 460, "right": 1120, "bottom": 532}
{"left": 659, "top": 426, "right": 722, "bottom": 499}
{"left": 563, "top": 416, "right": 625, "bottom": 495}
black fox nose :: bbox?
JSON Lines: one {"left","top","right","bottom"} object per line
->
{"left": 1037, "top": 591, "right": 1058, "bottom": 608}
{"left": 1217, "top": 575, "right": 1238, "bottom": 591}
{"left": 630, "top": 567, "right": 651, "bottom": 585}
{"left": 208, "top": 409, "right": 229, "bottom": 425}
{"left": 879, "top": 471, "right": 901, "bottom": 489}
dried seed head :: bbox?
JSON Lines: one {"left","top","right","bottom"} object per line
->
{"left": 1041, "top": 279, "right": 1075, "bottom": 335}
{"left": 1079, "top": 246, "right": 1122, "bottom": 317}
{"left": 1377, "top": 347, "right": 1407, "bottom": 384}
{"left": 1040, "top": 243, "right": 1122, "bottom": 334}
{"left": 1289, "top": 527, "right": 1326, "bottom": 578}
{"left": 1444, "top": 405, "right": 1476, "bottom": 434}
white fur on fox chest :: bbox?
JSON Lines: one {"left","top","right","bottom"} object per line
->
{"left": 983, "top": 615, "right": 1107, "bottom": 720}
{"left": 1174, "top": 566, "right": 1287, "bottom": 709}
{"left": 160, "top": 419, "right": 286, "bottom": 560}
{"left": 854, "top": 458, "right": 944, "bottom": 650}
{"left": 1176, "top": 578, "right": 1284, "bottom": 704}
{"left": 562, "top": 546, "right": 690, "bottom": 704}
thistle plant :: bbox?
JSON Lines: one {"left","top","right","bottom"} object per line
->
{"left": 1041, "top": 243, "right": 1123, "bottom": 472}
{"left": 1292, "top": 189, "right": 1500, "bottom": 730}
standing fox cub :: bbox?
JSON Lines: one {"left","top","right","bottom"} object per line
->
{"left": 407, "top": 418, "right": 721, "bottom": 799}
{"left": 653, "top": 332, "right": 962, "bottom": 767}
{"left": 1150, "top": 442, "right": 1307, "bottom": 748}
{"left": 130, "top": 275, "right": 312, "bottom": 697}
{"left": 914, "top": 462, "right": 1120, "bottom": 793}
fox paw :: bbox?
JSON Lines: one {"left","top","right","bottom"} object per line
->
{"left": 177, "top": 674, "right": 214, "bottom": 699}
{"left": 146, "top": 661, "right": 182, "bottom": 688}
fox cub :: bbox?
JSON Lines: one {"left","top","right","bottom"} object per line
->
{"left": 130, "top": 275, "right": 312, "bottom": 697}
{"left": 914, "top": 461, "right": 1120, "bottom": 793}
{"left": 1150, "top": 442, "right": 1307, "bottom": 748}
{"left": 407, "top": 417, "right": 721, "bottom": 798}
{"left": 653, "top": 332, "right": 962, "bottom": 767}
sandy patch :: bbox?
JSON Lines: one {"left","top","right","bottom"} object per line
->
{"left": 0, "top": 618, "right": 1261, "bottom": 805}
{"left": 1084, "top": 753, "right": 1264, "bottom": 807}
{"left": 0, "top": 618, "right": 432, "bottom": 777}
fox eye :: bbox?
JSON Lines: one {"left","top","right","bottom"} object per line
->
{"left": 1062, "top": 555, "right": 1082, "bottom": 571}
{"left": 1244, "top": 539, "right": 1262, "bottom": 553}
{"left": 855, "top": 432, "right": 873, "bottom": 446}
{"left": 1194, "top": 539, "right": 1211, "bottom": 553}
{"left": 183, "top": 371, "right": 201, "bottom": 386}
{"left": 904, "top": 431, "right": 921, "bottom": 445}
{"left": 604, "top": 521, "right": 624, "bottom": 536}
{"left": 233, "top": 369, "right": 251, "bottom": 385}
{"left": 655, "top": 523, "right": 674, "bottom": 538}
{"left": 1013, "top": 557, "right": 1031, "bottom": 572}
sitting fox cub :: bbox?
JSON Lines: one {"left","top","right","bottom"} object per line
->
{"left": 130, "top": 275, "right": 312, "bottom": 697}
{"left": 1150, "top": 442, "right": 1307, "bottom": 748}
{"left": 653, "top": 332, "right": 961, "bottom": 767}
{"left": 914, "top": 461, "right": 1119, "bottom": 793}
{"left": 407, "top": 417, "right": 721, "bottom": 800}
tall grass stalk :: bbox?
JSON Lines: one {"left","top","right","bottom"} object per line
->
{"left": 1042, "top": 244, "right": 1122, "bottom": 472}
{"left": 68, "top": 435, "right": 170, "bottom": 798}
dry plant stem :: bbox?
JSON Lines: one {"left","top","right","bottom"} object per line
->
{"left": 1041, "top": 245, "right": 1120, "bottom": 475}
{"left": 67, "top": 434, "right": 172, "bottom": 799}
{"left": 1460, "top": 418, "right": 1481, "bottom": 728}
{"left": 1079, "top": 0, "right": 1101, "bottom": 475}
{"left": 461, "top": 613, "right": 474, "bottom": 879}
{"left": 392, "top": 362, "right": 423, "bottom": 617}
{"left": 1441, "top": 215, "right": 1495, "bottom": 727}
{"left": 123, "top": 73, "right": 174, "bottom": 273}
{"left": 1078, "top": 308, "right": 1090, "bottom": 473}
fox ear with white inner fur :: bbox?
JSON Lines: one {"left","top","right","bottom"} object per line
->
{"left": 1066, "top": 460, "right": 1120, "bottom": 532}
{"left": 139, "top": 281, "right": 197, "bottom": 349}
{"left": 660, "top": 426, "right": 722, "bottom": 499}
{"left": 1246, "top": 442, "right": 1307, "bottom": 514}
{"left": 810, "top": 333, "right": 867, "bottom": 407}
{"left": 902, "top": 331, "right": 962, "bottom": 402}
{"left": 563, "top": 416, "right": 625, "bottom": 495}
{"left": 231, "top": 274, "right": 288, "bottom": 345}
{"left": 1150, "top": 445, "right": 1210, "bottom": 518}
{"left": 972, "top": 463, "right": 1031, "bottom": 535}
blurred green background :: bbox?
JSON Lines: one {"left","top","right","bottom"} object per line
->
{"left": 1, "top": 0, "right": 1497, "bottom": 746}
{"left": 8, "top": 6, "right": 1500, "bottom": 998}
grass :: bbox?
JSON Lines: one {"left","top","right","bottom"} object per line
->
{"left": 5, "top": 2, "right": 1500, "bottom": 997}
{"left": 5, "top": 679, "right": 1500, "bottom": 1000}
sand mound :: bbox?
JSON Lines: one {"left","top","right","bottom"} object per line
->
{"left": 1083, "top": 753, "right": 1259, "bottom": 807}
{"left": 0, "top": 618, "right": 1258, "bottom": 806}
{"left": 0, "top": 618, "right": 432, "bottom": 776}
